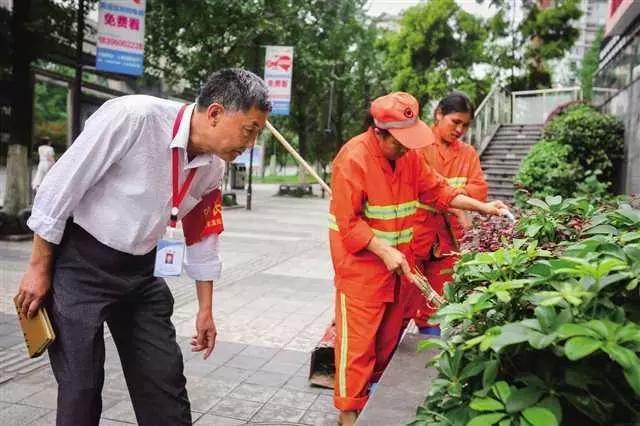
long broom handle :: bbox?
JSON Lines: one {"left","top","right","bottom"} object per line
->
{"left": 265, "top": 121, "right": 332, "bottom": 196}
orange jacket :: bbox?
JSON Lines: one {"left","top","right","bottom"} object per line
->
{"left": 329, "top": 129, "right": 462, "bottom": 303}
{"left": 413, "top": 138, "right": 488, "bottom": 258}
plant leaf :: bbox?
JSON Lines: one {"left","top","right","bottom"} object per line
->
{"left": 602, "top": 344, "right": 638, "bottom": 370}
{"left": 537, "top": 396, "right": 563, "bottom": 424}
{"left": 483, "top": 360, "right": 499, "bottom": 388}
{"left": 467, "top": 413, "right": 507, "bottom": 426}
{"left": 527, "top": 198, "right": 550, "bottom": 211}
{"left": 564, "top": 337, "right": 602, "bottom": 360}
{"left": 493, "top": 381, "right": 511, "bottom": 403}
{"left": 470, "top": 397, "right": 505, "bottom": 412}
{"left": 623, "top": 365, "right": 640, "bottom": 396}
{"left": 556, "top": 323, "right": 600, "bottom": 339}
{"left": 417, "top": 338, "right": 448, "bottom": 352}
{"left": 505, "top": 386, "right": 544, "bottom": 413}
{"left": 460, "top": 360, "right": 488, "bottom": 381}
{"left": 583, "top": 224, "right": 619, "bottom": 235}
{"left": 521, "top": 407, "right": 558, "bottom": 426}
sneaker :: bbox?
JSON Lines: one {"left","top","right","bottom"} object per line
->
{"left": 418, "top": 325, "right": 441, "bottom": 336}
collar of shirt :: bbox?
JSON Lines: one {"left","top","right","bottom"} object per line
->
{"left": 169, "top": 103, "right": 216, "bottom": 170}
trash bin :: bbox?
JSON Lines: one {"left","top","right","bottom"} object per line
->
{"left": 230, "top": 163, "right": 247, "bottom": 189}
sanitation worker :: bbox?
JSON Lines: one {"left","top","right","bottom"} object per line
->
{"left": 409, "top": 91, "right": 488, "bottom": 334}
{"left": 329, "top": 92, "right": 507, "bottom": 425}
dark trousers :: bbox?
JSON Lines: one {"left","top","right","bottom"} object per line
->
{"left": 48, "top": 222, "right": 191, "bottom": 426}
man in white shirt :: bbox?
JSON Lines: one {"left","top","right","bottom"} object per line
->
{"left": 16, "top": 68, "right": 271, "bottom": 425}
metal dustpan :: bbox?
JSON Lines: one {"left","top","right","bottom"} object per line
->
{"left": 308, "top": 321, "right": 335, "bottom": 388}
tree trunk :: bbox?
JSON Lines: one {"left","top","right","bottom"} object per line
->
{"left": 4, "top": 0, "right": 34, "bottom": 216}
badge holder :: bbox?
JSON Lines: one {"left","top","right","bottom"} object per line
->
{"left": 154, "top": 207, "right": 186, "bottom": 277}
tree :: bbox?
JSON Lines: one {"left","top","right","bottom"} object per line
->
{"left": 380, "top": 0, "right": 493, "bottom": 109}
{"left": 145, "top": 0, "right": 381, "bottom": 166}
{"left": 579, "top": 27, "right": 604, "bottom": 100}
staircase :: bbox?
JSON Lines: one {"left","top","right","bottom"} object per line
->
{"left": 480, "top": 124, "right": 543, "bottom": 202}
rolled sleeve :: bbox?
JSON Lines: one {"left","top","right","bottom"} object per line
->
{"left": 27, "top": 207, "right": 68, "bottom": 244}
{"left": 184, "top": 233, "right": 222, "bottom": 281}
{"left": 342, "top": 220, "right": 374, "bottom": 254}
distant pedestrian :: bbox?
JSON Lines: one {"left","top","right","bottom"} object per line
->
{"left": 32, "top": 136, "right": 55, "bottom": 192}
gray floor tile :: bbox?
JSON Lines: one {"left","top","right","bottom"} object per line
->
{"left": 300, "top": 409, "right": 339, "bottom": 426}
{"left": 207, "top": 366, "right": 253, "bottom": 383}
{"left": 22, "top": 387, "right": 58, "bottom": 409}
{"left": 28, "top": 410, "right": 57, "bottom": 426}
{"left": 193, "top": 413, "right": 245, "bottom": 425}
{"left": 268, "top": 387, "right": 319, "bottom": 410}
{"left": 225, "top": 354, "right": 268, "bottom": 370}
{"left": 0, "top": 381, "right": 45, "bottom": 403}
{"left": 250, "top": 403, "right": 305, "bottom": 423}
{"left": 0, "top": 403, "right": 50, "bottom": 425}
{"left": 228, "top": 383, "right": 279, "bottom": 403}
{"left": 308, "top": 394, "right": 334, "bottom": 412}
{"left": 209, "top": 397, "right": 262, "bottom": 420}
{"left": 239, "top": 345, "right": 279, "bottom": 360}
{"left": 244, "top": 371, "right": 290, "bottom": 387}
{"left": 101, "top": 399, "right": 137, "bottom": 424}
{"left": 259, "top": 360, "right": 301, "bottom": 375}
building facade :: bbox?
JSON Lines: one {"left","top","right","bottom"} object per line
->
{"left": 594, "top": 0, "right": 640, "bottom": 194}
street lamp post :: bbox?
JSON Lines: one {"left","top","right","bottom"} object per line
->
{"left": 71, "top": 0, "right": 85, "bottom": 140}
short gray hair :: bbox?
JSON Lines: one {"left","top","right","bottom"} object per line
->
{"left": 196, "top": 68, "right": 272, "bottom": 113}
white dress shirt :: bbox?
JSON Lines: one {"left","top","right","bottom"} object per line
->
{"left": 28, "top": 95, "right": 225, "bottom": 281}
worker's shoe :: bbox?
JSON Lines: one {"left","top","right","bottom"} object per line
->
{"left": 338, "top": 410, "right": 358, "bottom": 426}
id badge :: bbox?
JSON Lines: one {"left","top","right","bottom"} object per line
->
{"left": 153, "top": 227, "right": 185, "bottom": 277}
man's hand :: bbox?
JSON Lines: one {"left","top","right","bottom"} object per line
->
{"left": 16, "top": 264, "right": 51, "bottom": 318}
{"left": 191, "top": 309, "right": 217, "bottom": 360}
{"left": 16, "top": 235, "right": 54, "bottom": 318}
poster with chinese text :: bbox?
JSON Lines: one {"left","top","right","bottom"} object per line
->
{"left": 264, "top": 46, "right": 293, "bottom": 116}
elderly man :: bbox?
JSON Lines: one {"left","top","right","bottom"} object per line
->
{"left": 16, "top": 68, "right": 271, "bottom": 425}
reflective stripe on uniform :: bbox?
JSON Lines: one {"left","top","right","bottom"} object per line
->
{"left": 339, "top": 292, "right": 348, "bottom": 398}
{"left": 363, "top": 200, "right": 417, "bottom": 220}
{"left": 329, "top": 214, "right": 339, "bottom": 231}
{"left": 372, "top": 227, "right": 413, "bottom": 246}
{"left": 447, "top": 176, "right": 467, "bottom": 188}
{"left": 328, "top": 214, "right": 413, "bottom": 246}
{"left": 416, "top": 201, "right": 438, "bottom": 213}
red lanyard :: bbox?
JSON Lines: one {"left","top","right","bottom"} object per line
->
{"left": 170, "top": 104, "right": 197, "bottom": 228}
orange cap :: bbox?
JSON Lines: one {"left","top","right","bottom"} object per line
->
{"left": 370, "top": 92, "right": 434, "bottom": 149}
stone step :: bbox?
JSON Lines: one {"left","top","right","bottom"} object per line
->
{"left": 481, "top": 157, "right": 525, "bottom": 164}
{"left": 483, "top": 148, "right": 532, "bottom": 154}
{"left": 486, "top": 176, "right": 516, "bottom": 185}
{"left": 500, "top": 124, "right": 544, "bottom": 130}
{"left": 492, "top": 135, "right": 540, "bottom": 141}
{"left": 489, "top": 141, "right": 537, "bottom": 148}
{"left": 482, "top": 163, "right": 521, "bottom": 170}
{"left": 489, "top": 189, "right": 517, "bottom": 200}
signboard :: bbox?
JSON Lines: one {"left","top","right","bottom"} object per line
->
{"left": 96, "top": 0, "right": 146, "bottom": 76}
{"left": 264, "top": 46, "right": 293, "bottom": 116}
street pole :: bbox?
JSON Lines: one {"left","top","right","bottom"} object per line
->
{"left": 322, "top": 69, "right": 335, "bottom": 199}
{"left": 72, "top": 0, "right": 85, "bottom": 140}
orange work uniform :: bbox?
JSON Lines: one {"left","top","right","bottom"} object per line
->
{"left": 329, "top": 129, "right": 461, "bottom": 411}
{"left": 409, "top": 138, "right": 488, "bottom": 322}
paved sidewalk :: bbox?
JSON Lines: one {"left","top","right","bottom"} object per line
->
{"left": 0, "top": 184, "right": 337, "bottom": 425}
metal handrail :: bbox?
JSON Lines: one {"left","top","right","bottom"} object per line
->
{"left": 511, "top": 86, "right": 581, "bottom": 124}
{"left": 469, "top": 84, "right": 511, "bottom": 154}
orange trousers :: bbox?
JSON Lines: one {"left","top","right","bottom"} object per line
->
{"left": 406, "top": 256, "right": 457, "bottom": 328}
{"left": 333, "top": 280, "right": 412, "bottom": 411}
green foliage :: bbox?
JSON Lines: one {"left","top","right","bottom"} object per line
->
{"left": 514, "top": 141, "right": 579, "bottom": 204}
{"left": 579, "top": 28, "right": 604, "bottom": 100}
{"left": 544, "top": 105, "right": 624, "bottom": 184}
{"left": 380, "top": 0, "right": 492, "bottom": 107}
{"left": 410, "top": 197, "right": 640, "bottom": 426}
{"left": 515, "top": 106, "right": 624, "bottom": 206}
{"left": 33, "top": 81, "right": 67, "bottom": 149}
{"left": 145, "top": 0, "right": 381, "bottom": 163}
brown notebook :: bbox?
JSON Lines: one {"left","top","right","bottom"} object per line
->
{"left": 14, "top": 295, "right": 56, "bottom": 358}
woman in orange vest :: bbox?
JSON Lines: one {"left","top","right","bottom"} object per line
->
{"left": 330, "top": 92, "right": 507, "bottom": 425}
{"left": 409, "top": 92, "right": 488, "bottom": 334}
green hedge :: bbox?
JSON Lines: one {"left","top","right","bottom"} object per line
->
{"left": 514, "top": 105, "right": 624, "bottom": 206}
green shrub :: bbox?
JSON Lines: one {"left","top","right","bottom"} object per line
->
{"left": 514, "top": 105, "right": 624, "bottom": 206}
{"left": 410, "top": 196, "right": 640, "bottom": 426}
{"left": 514, "top": 141, "right": 581, "bottom": 204}
{"left": 544, "top": 104, "right": 624, "bottom": 183}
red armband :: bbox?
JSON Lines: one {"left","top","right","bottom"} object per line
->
{"left": 182, "top": 189, "right": 224, "bottom": 246}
